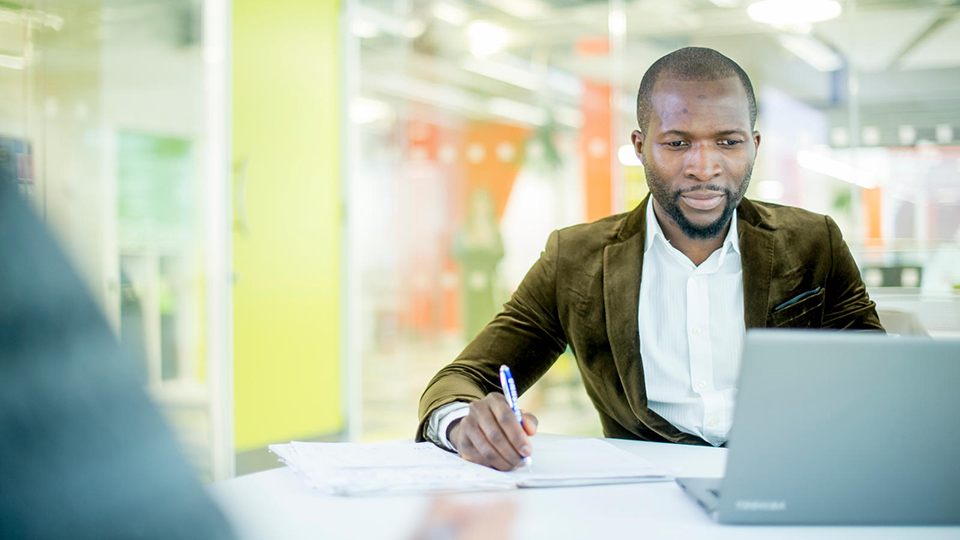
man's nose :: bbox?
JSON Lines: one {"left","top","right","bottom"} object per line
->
{"left": 683, "top": 143, "right": 722, "bottom": 181}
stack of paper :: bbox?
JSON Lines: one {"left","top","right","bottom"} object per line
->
{"left": 269, "top": 438, "right": 672, "bottom": 496}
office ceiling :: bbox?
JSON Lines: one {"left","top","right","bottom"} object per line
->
{"left": 3, "top": 0, "right": 957, "bottom": 146}
{"left": 358, "top": 0, "right": 960, "bottom": 144}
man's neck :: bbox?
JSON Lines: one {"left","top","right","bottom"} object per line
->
{"left": 652, "top": 199, "right": 729, "bottom": 267}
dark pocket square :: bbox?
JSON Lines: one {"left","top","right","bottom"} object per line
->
{"left": 774, "top": 286, "right": 822, "bottom": 312}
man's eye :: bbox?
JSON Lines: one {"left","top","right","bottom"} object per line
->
{"left": 666, "top": 141, "right": 685, "bottom": 147}
{"left": 720, "top": 139, "right": 742, "bottom": 146}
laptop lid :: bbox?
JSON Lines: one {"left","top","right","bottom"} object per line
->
{"left": 716, "top": 330, "right": 960, "bottom": 525}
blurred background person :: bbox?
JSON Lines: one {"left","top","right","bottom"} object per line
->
{"left": 0, "top": 175, "right": 516, "bottom": 540}
{"left": 0, "top": 179, "right": 235, "bottom": 539}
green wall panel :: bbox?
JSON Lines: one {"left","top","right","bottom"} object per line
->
{"left": 232, "top": 0, "right": 342, "bottom": 451}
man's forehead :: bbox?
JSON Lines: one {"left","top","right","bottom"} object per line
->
{"left": 649, "top": 76, "right": 751, "bottom": 130}
{"left": 651, "top": 74, "right": 747, "bottom": 104}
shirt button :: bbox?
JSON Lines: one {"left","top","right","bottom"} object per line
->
{"left": 708, "top": 418, "right": 718, "bottom": 428}
{"left": 698, "top": 380, "right": 706, "bottom": 389}
{"left": 692, "top": 327, "right": 702, "bottom": 335}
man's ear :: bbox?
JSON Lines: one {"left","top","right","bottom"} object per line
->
{"left": 631, "top": 130, "right": 644, "bottom": 158}
{"left": 753, "top": 131, "right": 761, "bottom": 151}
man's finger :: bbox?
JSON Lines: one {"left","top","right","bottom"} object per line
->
{"left": 464, "top": 425, "right": 514, "bottom": 471}
{"left": 489, "top": 402, "right": 532, "bottom": 458}
{"left": 473, "top": 401, "right": 524, "bottom": 466}
{"left": 457, "top": 428, "right": 490, "bottom": 467}
{"left": 456, "top": 435, "right": 481, "bottom": 464}
{"left": 521, "top": 411, "right": 538, "bottom": 436}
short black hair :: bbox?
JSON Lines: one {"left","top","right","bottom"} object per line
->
{"left": 636, "top": 47, "right": 757, "bottom": 133}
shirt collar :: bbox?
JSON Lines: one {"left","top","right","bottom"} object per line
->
{"left": 644, "top": 196, "right": 740, "bottom": 256}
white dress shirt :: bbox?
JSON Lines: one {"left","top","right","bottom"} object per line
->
{"left": 640, "top": 200, "right": 744, "bottom": 446}
{"left": 426, "top": 201, "right": 746, "bottom": 449}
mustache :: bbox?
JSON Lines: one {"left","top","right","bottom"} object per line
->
{"left": 675, "top": 185, "right": 732, "bottom": 197}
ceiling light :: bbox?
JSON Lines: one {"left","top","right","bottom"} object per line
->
{"left": 608, "top": 10, "right": 626, "bottom": 38}
{"left": 778, "top": 34, "right": 842, "bottom": 72}
{"left": 433, "top": 2, "right": 468, "bottom": 26}
{"left": 487, "top": 98, "right": 546, "bottom": 126}
{"left": 478, "top": 0, "right": 547, "bottom": 20}
{"left": 350, "top": 98, "right": 394, "bottom": 124}
{"left": 403, "top": 19, "right": 426, "bottom": 38}
{"left": 350, "top": 19, "right": 379, "bottom": 38}
{"left": 468, "top": 21, "right": 508, "bottom": 56}
{"left": 797, "top": 150, "right": 875, "bottom": 189}
{"left": 462, "top": 57, "right": 539, "bottom": 90}
{"left": 747, "top": 0, "right": 841, "bottom": 26}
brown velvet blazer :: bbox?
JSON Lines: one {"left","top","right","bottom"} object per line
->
{"left": 417, "top": 195, "right": 884, "bottom": 446}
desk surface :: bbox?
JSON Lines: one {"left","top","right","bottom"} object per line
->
{"left": 209, "top": 434, "right": 960, "bottom": 540}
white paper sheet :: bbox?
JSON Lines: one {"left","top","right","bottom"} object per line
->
{"left": 269, "top": 438, "right": 671, "bottom": 496}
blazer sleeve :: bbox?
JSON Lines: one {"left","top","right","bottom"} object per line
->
{"left": 416, "top": 230, "right": 569, "bottom": 442}
{"left": 822, "top": 215, "right": 884, "bottom": 331}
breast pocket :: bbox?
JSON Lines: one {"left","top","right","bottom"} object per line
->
{"left": 770, "top": 287, "right": 825, "bottom": 328}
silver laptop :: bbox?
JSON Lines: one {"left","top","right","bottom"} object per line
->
{"left": 677, "top": 330, "right": 960, "bottom": 525}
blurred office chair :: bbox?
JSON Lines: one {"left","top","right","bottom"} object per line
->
{"left": 0, "top": 181, "right": 235, "bottom": 539}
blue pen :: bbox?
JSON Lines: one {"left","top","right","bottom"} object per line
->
{"left": 499, "top": 365, "right": 533, "bottom": 471}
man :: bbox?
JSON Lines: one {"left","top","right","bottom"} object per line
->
{"left": 416, "top": 47, "right": 883, "bottom": 472}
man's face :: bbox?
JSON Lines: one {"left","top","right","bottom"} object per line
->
{"left": 632, "top": 76, "right": 760, "bottom": 240}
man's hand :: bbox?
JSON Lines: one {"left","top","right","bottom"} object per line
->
{"left": 447, "top": 392, "right": 538, "bottom": 471}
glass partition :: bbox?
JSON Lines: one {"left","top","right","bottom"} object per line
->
{"left": 1, "top": 0, "right": 231, "bottom": 480}
{"left": 346, "top": 0, "right": 960, "bottom": 441}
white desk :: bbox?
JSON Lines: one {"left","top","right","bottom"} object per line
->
{"left": 209, "top": 434, "right": 960, "bottom": 539}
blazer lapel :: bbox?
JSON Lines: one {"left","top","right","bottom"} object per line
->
{"left": 603, "top": 196, "right": 648, "bottom": 412}
{"left": 738, "top": 199, "right": 775, "bottom": 328}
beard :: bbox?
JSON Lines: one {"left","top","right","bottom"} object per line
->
{"left": 643, "top": 162, "right": 753, "bottom": 240}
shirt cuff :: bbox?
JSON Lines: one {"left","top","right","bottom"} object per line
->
{"left": 426, "top": 401, "right": 470, "bottom": 452}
